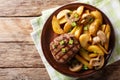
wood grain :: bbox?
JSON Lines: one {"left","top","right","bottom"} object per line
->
{"left": 0, "top": 0, "right": 119, "bottom": 80}
{"left": 0, "top": 43, "right": 43, "bottom": 68}
{"left": 0, "top": 68, "right": 50, "bottom": 80}
{"left": 0, "top": 17, "right": 33, "bottom": 42}
{"left": 0, "top": 0, "right": 74, "bottom": 16}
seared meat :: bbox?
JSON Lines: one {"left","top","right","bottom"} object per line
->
{"left": 50, "top": 33, "right": 80, "bottom": 64}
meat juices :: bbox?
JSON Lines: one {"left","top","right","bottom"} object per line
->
{"left": 50, "top": 33, "right": 80, "bottom": 64}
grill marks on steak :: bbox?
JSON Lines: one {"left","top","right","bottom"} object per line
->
{"left": 50, "top": 33, "right": 80, "bottom": 63}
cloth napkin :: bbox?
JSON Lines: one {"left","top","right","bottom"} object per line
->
{"left": 30, "top": 0, "right": 120, "bottom": 80}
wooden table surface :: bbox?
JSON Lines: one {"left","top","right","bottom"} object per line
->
{"left": 0, "top": 0, "right": 119, "bottom": 80}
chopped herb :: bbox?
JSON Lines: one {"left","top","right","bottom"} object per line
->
{"left": 53, "top": 45, "right": 57, "bottom": 49}
{"left": 60, "top": 40, "right": 65, "bottom": 45}
{"left": 89, "top": 18, "right": 94, "bottom": 23}
{"left": 83, "top": 25, "right": 89, "bottom": 31}
{"left": 83, "top": 65, "right": 88, "bottom": 70}
{"left": 68, "top": 29, "right": 72, "bottom": 32}
{"left": 69, "top": 39, "right": 74, "bottom": 45}
{"left": 62, "top": 48, "right": 66, "bottom": 53}
{"left": 84, "top": 26, "right": 88, "bottom": 31}
{"left": 71, "top": 22, "right": 77, "bottom": 27}
{"left": 74, "top": 13, "right": 79, "bottom": 18}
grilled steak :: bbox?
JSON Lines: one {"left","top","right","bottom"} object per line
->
{"left": 50, "top": 33, "right": 80, "bottom": 64}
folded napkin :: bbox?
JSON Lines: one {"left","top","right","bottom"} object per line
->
{"left": 30, "top": 0, "right": 120, "bottom": 80}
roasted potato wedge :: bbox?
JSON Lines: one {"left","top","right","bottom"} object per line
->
{"left": 52, "top": 16, "right": 64, "bottom": 34}
{"left": 70, "top": 26, "right": 77, "bottom": 34}
{"left": 59, "top": 17, "right": 67, "bottom": 24}
{"left": 97, "top": 43, "right": 108, "bottom": 54}
{"left": 57, "top": 9, "right": 71, "bottom": 20}
{"left": 77, "top": 6, "right": 84, "bottom": 15}
{"left": 79, "top": 33, "right": 91, "bottom": 49}
{"left": 89, "top": 19, "right": 101, "bottom": 36}
{"left": 90, "top": 10, "right": 103, "bottom": 24}
{"left": 89, "top": 53, "right": 98, "bottom": 58}
{"left": 64, "top": 22, "right": 72, "bottom": 33}
{"left": 74, "top": 26, "right": 83, "bottom": 39}
{"left": 75, "top": 54, "right": 93, "bottom": 69}
{"left": 105, "top": 24, "right": 111, "bottom": 34}
{"left": 87, "top": 45, "right": 104, "bottom": 55}
{"left": 104, "top": 24, "right": 111, "bottom": 50}
{"left": 101, "top": 24, "right": 106, "bottom": 32}
{"left": 105, "top": 32, "right": 110, "bottom": 51}
{"left": 79, "top": 50, "right": 90, "bottom": 61}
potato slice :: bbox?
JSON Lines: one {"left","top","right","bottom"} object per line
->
{"left": 59, "top": 16, "right": 67, "bottom": 24}
{"left": 74, "top": 26, "right": 83, "bottom": 39}
{"left": 79, "top": 50, "right": 90, "bottom": 61}
{"left": 90, "top": 10, "right": 103, "bottom": 24}
{"left": 89, "top": 19, "right": 101, "bottom": 36}
{"left": 105, "top": 32, "right": 110, "bottom": 51}
{"left": 105, "top": 24, "right": 111, "bottom": 34}
{"left": 70, "top": 26, "right": 77, "bottom": 34}
{"left": 75, "top": 54, "right": 93, "bottom": 69}
{"left": 77, "top": 6, "right": 84, "bottom": 15}
{"left": 64, "top": 22, "right": 72, "bottom": 33}
{"left": 87, "top": 45, "right": 104, "bottom": 55}
{"left": 52, "top": 16, "right": 64, "bottom": 34}
{"left": 101, "top": 24, "right": 106, "bottom": 32}
{"left": 89, "top": 53, "right": 98, "bottom": 58}
{"left": 89, "top": 10, "right": 103, "bottom": 36}
{"left": 57, "top": 9, "right": 71, "bottom": 20}
{"left": 79, "top": 33, "right": 91, "bottom": 49}
{"left": 97, "top": 43, "right": 108, "bottom": 54}
{"left": 104, "top": 24, "right": 111, "bottom": 51}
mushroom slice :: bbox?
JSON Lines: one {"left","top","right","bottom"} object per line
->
{"left": 70, "top": 11, "right": 80, "bottom": 22}
{"left": 69, "top": 63, "right": 83, "bottom": 72}
{"left": 78, "top": 14, "right": 94, "bottom": 26}
{"left": 57, "top": 9, "right": 71, "bottom": 20}
{"left": 89, "top": 56, "right": 104, "bottom": 70}
{"left": 97, "top": 30, "right": 107, "bottom": 44}
{"left": 92, "top": 36, "right": 101, "bottom": 44}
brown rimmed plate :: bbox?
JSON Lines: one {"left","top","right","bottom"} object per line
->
{"left": 41, "top": 3, "right": 115, "bottom": 78}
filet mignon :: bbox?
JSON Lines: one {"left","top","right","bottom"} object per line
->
{"left": 50, "top": 33, "right": 80, "bottom": 64}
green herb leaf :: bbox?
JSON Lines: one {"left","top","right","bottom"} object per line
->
{"left": 71, "top": 22, "right": 77, "bottom": 27}
{"left": 60, "top": 40, "right": 65, "bottom": 45}
{"left": 89, "top": 18, "right": 94, "bottom": 23}
{"left": 83, "top": 25, "right": 89, "bottom": 31}
{"left": 69, "top": 39, "right": 74, "bottom": 45}
{"left": 74, "top": 13, "right": 79, "bottom": 18}
{"left": 53, "top": 45, "right": 57, "bottom": 49}
{"left": 62, "top": 48, "right": 66, "bottom": 53}
{"left": 83, "top": 65, "right": 88, "bottom": 70}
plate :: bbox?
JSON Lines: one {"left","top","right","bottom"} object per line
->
{"left": 41, "top": 3, "right": 115, "bottom": 78}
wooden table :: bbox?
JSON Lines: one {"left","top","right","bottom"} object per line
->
{"left": 0, "top": 0, "right": 119, "bottom": 80}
